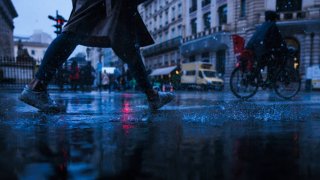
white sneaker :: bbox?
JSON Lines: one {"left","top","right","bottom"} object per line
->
{"left": 19, "top": 86, "right": 66, "bottom": 113}
{"left": 148, "top": 91, "right": 175, "bottom": 111}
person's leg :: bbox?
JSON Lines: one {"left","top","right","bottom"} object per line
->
{"left": 112, "top": 41, "right": 174, "bottom": 110}
{"left": 112, "top": 43, "right": 156, "bottom": 99}
{"left": 30, "top": 33, "right": 78, "bottom": 91}
{"left": 19, "top": 32, "right": 78, "bottom": 112}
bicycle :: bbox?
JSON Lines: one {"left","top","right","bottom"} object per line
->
{"left": 229, "top": 35, "right": 301, "bottom": 100}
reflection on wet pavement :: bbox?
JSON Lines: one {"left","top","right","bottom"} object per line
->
{"left": 0, "top": 91, "right": 320, "bottom": 179}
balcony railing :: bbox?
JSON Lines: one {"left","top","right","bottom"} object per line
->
{"left": 142, "top": 36, "right": 182, "bottom": 57}
{"left": 257, "top": 10, "right": 319, "bottom": 23}
{"left": 183, "top": 24, "right": 230, "bottom": 43}
{"left": 279, "top": 11, "right": 307, "bottom": 21}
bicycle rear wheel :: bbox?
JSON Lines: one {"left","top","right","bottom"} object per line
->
{"left": 230, "top": 67, "right": 259, "bottom": 99}
{"left": 274, "top": 68, "right": 301, "bottom": 99}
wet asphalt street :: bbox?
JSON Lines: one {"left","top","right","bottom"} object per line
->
{"left": 0, "top": 90, "right": 320, "bottom": 179}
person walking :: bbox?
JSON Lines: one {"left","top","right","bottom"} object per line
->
{"left": 81, "top": 61, "right": 95, "bottom": 91}
{"left": 19, "top": 0, "right": 174, "bottom": 113}
{"left": 69, "top": 60, "right": 80, "bottom": 91}
{"left": 96, "top": 60, "right": 103, "bottom": 91}
{"left": 101, "top": 70, "right": 110, "bottom": 91}
{"left": 56, "top": 63, "right": 69, "bottom": 91}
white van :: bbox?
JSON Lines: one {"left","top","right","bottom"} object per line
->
{"left": 180, "top": 62, "right": 224, "bottom": 90}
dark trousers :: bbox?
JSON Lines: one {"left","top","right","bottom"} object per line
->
{"left": 35, "top": 32, "right": 152, "bottom": 92}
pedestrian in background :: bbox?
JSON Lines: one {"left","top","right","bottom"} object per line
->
{"left": 69, "top": 60, "right": 80, "bottom": 91}
{"left": 56, "top": 63, "right": 69, "bottom": 91}
{"left": 19, "top": 0, "right": 174, "bottom": 113}
{"left": 81, "top": 61, "right": 95, "bottom": 91}
{"left": 130, "top": 78, "right": 137, "bottom": 91}
{"left": 102, "top": 70, "right": 110, "bottom": 91}
{"left": 96, "top": 60, "right": 103, "bottom": 91}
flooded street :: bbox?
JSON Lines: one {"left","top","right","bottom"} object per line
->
{"left": 1, "top": 91, "right": 320, "bottom": 179}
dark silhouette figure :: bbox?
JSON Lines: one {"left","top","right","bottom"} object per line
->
{"left": 56, "top": 63, "right": 69, "bottom": 91}
{"left": 246, "top": 10, "right": 287, "bottom": 65}
{"left": 69, "top": 60, "right": 80, "bottom": 91}
{"left": 80, "top": 61, "right": 95, "bottom": 91}
{"left": 245, "top": 10, "right": 288, "bottom": 81}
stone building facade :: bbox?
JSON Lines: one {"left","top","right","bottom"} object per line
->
{"left": 14, "top": 31, "right": 53, "bottom": 65}
{"left": 139, "top": 0, "right": 184, "bottom": 72}
{"left": 181, "top": 0, "right": 234, "bottom": 79}
{"left": 140, "top": 0, "right": 320, "bottom": 89}
{"left": 0, "top": 0, "right": 18, "bottom": 57}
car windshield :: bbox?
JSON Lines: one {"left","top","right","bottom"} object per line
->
{"left": 203, "top": 71, "right": 216, "bottom": 78}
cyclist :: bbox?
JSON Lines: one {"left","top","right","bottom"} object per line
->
{"left": 246, "top": 10, "right": 288, "bottom": 81}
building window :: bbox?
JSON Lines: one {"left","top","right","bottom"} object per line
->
{"left": 218, "top": 4, "right": 227, "bottom": 25}
{"left": 165, "top": 11, "right": 169, "bottom": 25}
{"left": 276, "top": 0, "right": 302, "bottom": 12}
{"left": 202, "top": 0, "right": 211, "bottom": 7}
{"left": 171, "top": 28, "right": 176, "bottom": 38}
{"left": 177, "top": 25, "right": 182, "bottom": 35}
{"left": 240, "top": 0, "right": 246, "bottom": 17}
{"left": 170, "top": 52, "right": 176, "bottom": 64}
{"left": 172, "top": 6, "right": 176, "bottom": 21}
{"left": 178, "top": 3, "right": 182, "bottom": 17}
{"left": 159, "top": 15, "right": 163, "bottom": 27}
{"left": 203, "top": 12, "right": 211, "bottom": 30}
{"left": 190, "top": 0, "right": 197, "bottom": 13}
{"left": 191, "top": 18, "right": 197, "bottom": 34}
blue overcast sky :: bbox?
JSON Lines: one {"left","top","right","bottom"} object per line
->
{"left": 12, "top": 0, "right": 86, "bottom": 55}
{"left": 12, "top": 0, "right": 72, "bottom": 37}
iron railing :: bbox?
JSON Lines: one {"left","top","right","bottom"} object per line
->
{"left": 0, "top": 57, "right": 36, "bottom": 89}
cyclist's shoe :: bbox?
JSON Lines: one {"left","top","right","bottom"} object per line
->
{"left": 19, "top": 86, "right": 66, "bottom": 113}
{"left": 148, "top": 91, "right": 175, "bottom": 111}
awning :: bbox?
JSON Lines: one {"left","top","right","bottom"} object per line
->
{"left": 278, "top": 19, "right": 320, "bottom": 35}
{"left": 180, "top": 33, "right": 230, "bottom": 57}
{"left": 150, "top": 66, "right": 177, "bottom": 76}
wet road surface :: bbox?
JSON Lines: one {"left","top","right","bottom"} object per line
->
{"left": 0, "top": 91, "right": 320, "bottom": 179}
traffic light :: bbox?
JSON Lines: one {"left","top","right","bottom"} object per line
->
{"left": 48, "top": 11, "right": 67, "bottom": 36}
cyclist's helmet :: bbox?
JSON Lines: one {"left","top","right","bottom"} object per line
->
{"left": 265, "top": 10, "right": 279, "bottom": 21}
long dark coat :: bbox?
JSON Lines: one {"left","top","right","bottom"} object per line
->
{"left": 63, "top": 0, "right": 154, "bottom": 47}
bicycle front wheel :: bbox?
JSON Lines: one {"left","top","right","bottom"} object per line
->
{"left": 230, "top": 67, "right": 259, "bottom": 100}
{"left": 274, "top": 68, "right": 301, "bottom": 99}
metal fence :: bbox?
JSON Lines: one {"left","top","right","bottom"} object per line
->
{"left": 0, "top": 57, "right": 36, "bottom": 90}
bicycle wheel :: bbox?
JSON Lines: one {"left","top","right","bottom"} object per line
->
{"left": 274, "top": 68, "right": 301, "bottom": 99}
{"left": 230, "top": 67, "right": 259, "bottom": 99}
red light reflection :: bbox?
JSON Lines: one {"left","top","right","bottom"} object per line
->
{"left": 121, "top": 100, "right": 135, "bottom": 135}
